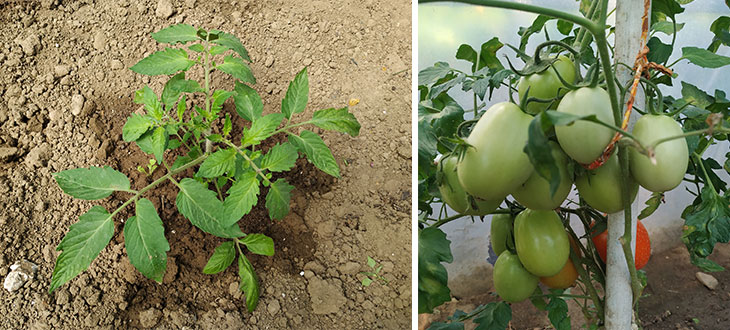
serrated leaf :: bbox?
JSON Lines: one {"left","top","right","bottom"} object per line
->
{"left": 242, "top": 113, "right": 284, "bottom": 146}
{"left": 238, "top": 254, "right": 260, "bottom": 312}
{"left": 265, "top": 178, "right": 293, "bottom": 220}
{"left": 189, "top": 44, "right": 205, "bottom": 53}
{"left": 524, "top": 113, "right": 563, "bottom": 197}
{"left": 652, "top": 21, "right": 685, "bottom": 35}
{"left": 222, "top": 171, "right": 260, "bottom": 225}
{"left": 209, "top": 45, "right": 229, "bottom": 55}
{"left": 217, "top": 55, "right": 256, "bottom": 84}
{"left": 683, "top": 46, "right": 730, "bottom": 68}
{"left": 136, "top": 127, "right": 168, "bottom": 163}
{"left": 473, "top": 302, "right": 512, "bottom": 330}
{"left": 240, "top": 234, "right": 274, "bottom": 256}
{"left": 282, "top": 67, "right": 309, "bottom": 119}
{"left": 647, "top": 37, "right": 673, "bottom": 64}
{"left": 261, "top": 143, "right": 298, "bottom": 172}
{"left": 50, "top": 206, "right": 115, "bottom": 292}
{"left": 177, "top": 94, "right": 187, "bottom": 120}
{"left": 124, "top": 198, "right": 169, "bottom": 282}
{"left": 203, "top": 241, "right": 236, "bottom": 274}
{"left": 223, "top": 113, "right": 232, "bottom": 136}
{"left": 639, "top": 192, "right": 664, "bottom": 219}
{"left": 151, "top": 24, "right": 200, "bottom": 44}
{"left": 681, "top": 81, "right": 714, "bottom": 109}
{"left": 233, "top": 81, "right": 263, "bottom": 121}
{"left": 176, "top": 178, "right": 244, "bottom": 238}
{"left": 546, "top": 298, "right": 571, "bottom": 330}
{"left": 418, "top": 62, "right": 452, "bottom": 86}
{"left": 134, "top": 86, "right": 163, "bottom": 119}
{"left": 53, "top": 166, "right": 131, "bottom": 200}
{"left": 418, "top": 227, "right": 453, "bottom": 314}
{"left": 309, "top": 107, "right": 361, "bottom": 137}
{"left": 130, "top": 48, "right": 196, "bottom": 76}
{"left": 212, "top": 32, "right": 251, "bottom": 62}
{"left": 161, "top": 72, "right": 202, "bottom": 108}
{"left": 210, "top": 90, "right": 235, "bottom": 117}
{"left": 288, "top": 130, "right": 340, "bottom": 177}
{"left": 682, "top": 185, "right": 730, "bottom": 272}
{"left": 198, "top": 148, "right": 237, "bottom": 178}
{"left": 122, "top": 114, "right": 153, "bottom": 142}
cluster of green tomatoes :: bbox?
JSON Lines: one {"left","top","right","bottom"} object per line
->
{"left": 437, "top": 54, "right": 686, "bottom": 302}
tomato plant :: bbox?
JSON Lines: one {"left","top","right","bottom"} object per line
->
{"left": 418, "top": 0, "right": 730, "bottom": 328}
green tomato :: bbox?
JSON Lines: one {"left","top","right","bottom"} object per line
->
{"left": 493, "top": 250, "right": 539, "bottom": 303}
{"left": 490, "top": 214, "right": 513, "bottom": 256}
{"left": 629, "top": 114, "right": 688, "bottom": 192}
{"left": 438, "top": 156, "right": 501, "bottom": 215}
{"left": 518, "top": 55, "right": 577, "bottom": 115}
{"left": 514, "top": 209, "right": 570, "bottom": 277}
{"left": 512, "top": 141, "right": 573, "bottom": 210}
{"left": 457, "top": 102, "right": 533, "bottom": 201}
{"left": 575, "top": 152, "right": 639, "bottom": 213}
{"left": 554, "top": 87, "right": 615, "bottom": 164}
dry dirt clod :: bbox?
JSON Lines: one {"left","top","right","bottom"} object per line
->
{"left": 17, "top": 34, "right": 40, "bottom": 56}
{"left": 24, "top": 143, "right": 51, "bottom": 168}
{"left": 0, "top": 147, "right": 18, "bottom": 163}
{"left": 307, "top": 277, "right": 346, "bottom": 314}
{"left": 139, "top": 307, "right": 162, "bottom": 328}
{"left": 71, "top": 94, "right": 85, "bottom": 116}
{"left": 3, "top": 260, "right": 38, "bottom": 292}
{"left": 156, "top": 0, "right": 174, "bottom": 19}
{"left": 696, "top": 272, "right": 719, "bottom": 290}
{"left": 267, "top": 300, "right": 280, "bottom": 315}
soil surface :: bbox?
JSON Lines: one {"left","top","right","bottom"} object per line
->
{"left": 0, "top": 0, "right": 411, "bottom": 329}
{"left": 420, "top": 244, "right": 730, "bottom": 330}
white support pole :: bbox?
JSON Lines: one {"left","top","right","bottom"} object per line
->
{"left": 605, "top": 0, "right": 647, "bottom": 329}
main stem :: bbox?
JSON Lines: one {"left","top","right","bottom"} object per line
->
{"left": 204, "top": 36, "right": 213, "bottom": 154}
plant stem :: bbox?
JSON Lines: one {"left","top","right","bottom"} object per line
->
{"left": 650, "top": 126, "right": 729, "bottom": 150}
{"left": 204, "top": 36, "right": 213, "bottom": 154}
{"left": 694, "top": 152, "right": 716, "bottom": 192}
{"left": 223, "top": 139, "right": 273, "bottom": 185}
{"left": 429, "top": 208, "right": 512, "bottom": 228}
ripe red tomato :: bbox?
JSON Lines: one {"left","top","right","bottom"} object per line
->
{"left": 591, "top": 220, "right": 651, "bottom": 269}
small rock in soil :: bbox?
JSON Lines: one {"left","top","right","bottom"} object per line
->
{"left": 0, "top": 147, "right": 18, "bottom": 163}
{"left": 264, "top": 55, "right": 274, "bottom": 67}
{"left": 93, "top": 31, "right": 106, "bottom": 51}
{"left": 696, "top": 272, "right": 719, "bottom": 290}
{"left": 307, "top": 277, "right": 346, "bottom": 314}
{"left": 338, "top": 261, "right": 360, "bottom": 275}
{"left": 156, "top": 0, "right": 174, "bottom": 18}
{"left": 110, "top": 60, "right": 124, "bottom": 70}
{"left": 267, "top": 299, "right": 280, "bottom": 315}
{"left": 139, "top": 307, "right": 162, "bottom": 328}
{"left": 53, "top": 65, "right": 70, "bottom": 78}
{"left": 3, "top": 260, "right": 38, "bottom": 292}
{"left": 25, "top": 143, "right": 51, "bottom": 168}
{"left": 71, "top": 94, "right": 85, "bottom": 116}
{"left": 17, "top": 34, "right": 40, "bottom": 55}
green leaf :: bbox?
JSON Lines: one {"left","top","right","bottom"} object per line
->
{"left": 197, "top": 148, "right": 237, "bottom": 178}
{"left": 175, "top": 178, "right": 244, "bottom": 238}
{"left": 455, "top": 39, "right": 504, "bottom": 72}
{"left": 242, "top": 113, "right": 284, "bottom": 146}
{"left": 361, "top": 277, "right": 373, "bottom": 287}
{"left": 238, "top": 254, "right": 260, "bottom": 312}
{"left": 708, "top": 16, "right": 730, "bottom": 52}
{"left": 240, "top": 234, "right": 274, "bottom": 256}
{"left": 134, "top": 86, "right": 163, "bottom": 119}
{"left": 222, "top": 171, "right": 260, "bottom": 225}
{"left": 473, "top": 302, "right": 512, "bottom": 330}
{"left": 210, "top": 90, "right": 235, "bottom": 116}
{"left": 546, "top": 298, "right": 571, "bottom": 330}
{"left": 524, "top": 113, "right": 562, "bottom": 196}
{"left": 682, "top": 47, "right": 730, "bottom": 68}
{"left": 652, "top": 21, "right": 685, "bottom": 35}
{"left": 161, "top": 72, "right": 201, "bottom": 108}
{"left": 212, "top": 32, "right": 251, "bottom": 62}
{"left": 519, "top": 15, "right": 551, "bottom": 51}
{"left": 682, "top": 185, "right": 730, "bottom": 272}
{"left": 130, "top": 48, "right": 196, "bottom": 76}
{"left": 233, "top": 81, "right": 264, "bottom": 121}
{"left": 53, "top": 166, "right": 131, "bottom": 200}
{"left": 288, "top": 130, "right": 340, "bottom": 177}
{"left": 177, "top": 95, "right": 187, "bottom": 120}
{"left": 682, "top": 81, "right": 714, "bottom": 109}
{"left": 418, "top": 120, "right": 438, "bottom": 179}
{"left": 309, "top": 107, "right": 361, "bottom": 137}
{"left": 557, "top": 20, "right": 573, "bottom": 35}
{"left": 639, "top": 192, "right": 664, "bottom": 219}
{"left": 188, "top": 44, "right": 205, "bottom": 53}
{"left": 223, "top": 113, "right": 232, "bottom": 136}
{"left": 367, "top": 256, "right": 377, "bottom": 268}
{"left": 217, "top": 55, "right": 256, "bottom": 84}
{"left": 281, "top": 67, "right": 309, "bottom": 119}
{"left": 50, "top": 206, "right": 115, "bottom": 292}
{"left": 418, "top": 62, "right": 452, "bottom": 86}
{"left": 418, "top": 93, "right": 464, "bottom": 139}
{"left": 265, "top": 178, "right": 293, "bottom": 220}
{"left": 647, "top": 37, "right": 673, "bottom": 64}
{"left": 418, "top": 227, "right": 453, "bottom": 314}
{"left": 151, "top": 24, "right": 200, "bottom": 44}
{"left": 122, "top": 114, "right": 153, "bottom": 142}
{"left": 261, "top": 142, "right": 298, "bottom": 172}
{"left": 124, "top": 198, "right": 169, "bottom": 282}
{"left": 136, "top": 127, "right": 168, "bottom": 163}
{"left": 203, "top": 241, "right": 236, "bottom": 274}
{"left": 209, "top": 45, "right": 229, "bottom": 55}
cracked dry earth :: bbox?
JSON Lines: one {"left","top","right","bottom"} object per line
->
{"left": 0, "top": 0, "right": 411, "bottom": 329}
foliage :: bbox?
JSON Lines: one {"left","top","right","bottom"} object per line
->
{"left": 50, "top": 24, "right": 361, "bottom": 312}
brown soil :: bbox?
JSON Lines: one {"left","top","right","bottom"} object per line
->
{"left": 0, "top": 0, "right": 411, "bottom": 329}
{"left": 420, "top": 244, "right": 730, "bottom": 330}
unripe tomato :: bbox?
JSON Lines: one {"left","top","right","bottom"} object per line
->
{"left": 490, "top": 214, "right": 513, "bottom": 257}
{"left": 493, "top": 250, "right": 539, "bottom": 303}
{"left": 457, "top": 102, "right": 533, "bottom": 201}
{"left": 575, "top": 152, "right": 639, "bottom": 214}
{"left": 591, "top": 220, "right": 651, "bottom": 269}
{"left": 539, "top": 258, "right": 578, "bottom": 289}
{"left": 629, "top": 114, "right": 689, "bottom": 192}
{"left": 514, "top": 209, "right": 570, "bottom": 277}
{"left": 512, "top": 141, "right": 573, "bottom": 210}
{"left": 554, "top": 87, "right": 615, "bottom": 164}
{"left": 438, "top": 156, "right": 501, "bottom": 215}
{"left": 518, "top": 55, "right": 577, "bottom": 115}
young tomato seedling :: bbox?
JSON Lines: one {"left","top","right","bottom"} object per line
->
{"left": 50, "top": 24, "right": 361, "bottom": 312}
